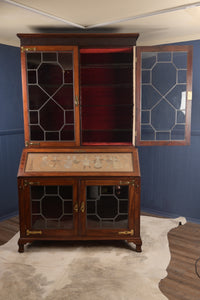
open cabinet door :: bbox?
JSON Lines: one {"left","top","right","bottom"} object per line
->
{"left": 135, "top": 45, "right": 193, "bottom": 146}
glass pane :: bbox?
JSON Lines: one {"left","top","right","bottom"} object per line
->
{"left": 46, "top": 186, "right": 58, "bottom": 194}
{"left": 151, "top": 99, "right": 175, "bottom": 131}
{"left": 27, "top": 53, "right": 41, "bottom": 69}
{"left": 26, "top": 51, "right": 75, "bottom": 142}
{"left": 64, "top": 201, "right": 73, "bottom": 214}
{"left": 61, "top": 125, "right": 74, "bottom": 141}
{"left": 156, "top": 132, "right": 170, "bottom": 140}
{"left": 65, "top": 111, "right": 74, "bottom": 123}
{"left": 86, "top": 185, "right": 129, "bottom": 229}
{"left": 115, "top": 185, "right": 129, "bottom": 199}
{"left": 32, "top": 201, "right": 40, "bottom": 213}
{"left": 31, "top": 186, "right": 44, "bottom": 199}
{"left": 42, "top": 196, "right": 63, "bottom": 218}
{"left": 58, "top": 53, "right": 73, "bottom": 84}
{"left": 30, "top": 125, "right": 44, "bottom": 141}
{"left": 30, "top": 185, "right": 73, "bottom": 230}
{"left": 141, "top": 125, "right": 155, "bottom": 141}
{"left": 28, "top": 70, "right": 37, "bottom": 84}
{"left": 58, "top": 53, "right": 73, "bottom": 70}
{"left": 59, "top": 186, "right": 73, "bottom": 199}
{"left": 29, "top": 111, "right": 38, "bottom": 124}
{"left": 60, "top": 216, "right": 73, "bottom": 229}
{"left": 32, "top": 215, "right": 45, "bottom": 229}
{"left": 165, "top": 85, "right": 186, "bottom": 109}
{"left": 28, "top": 85, "right": 49, "bottom": 110}
{"left": 101, "top": 186, "right": 113, "bottom": 194}
{"left": 38, "top": 63, "right": 63, "bottom": 96}
{"left": 43, "top": 52, "right": 57, "bottom": 61}
{"left": 53, "top": 86, "right": 74, "bottom": 109}
{"left": 171, "top": 125, "right": 185, "bottom": 140}
{"left": 46, "top": 132, "right": 59, "bottom": 141}
{"left": 141, "top": 111, "right": 150, "bottom": 123}
{"left": 140, "top": 51, "right": 188, "bottom": 141}
{"left": 177, "top": 110, "right": 186, "bottom": 123}
{"left": 39, "top": 100, "right": 64, "bottom": 131}
{"left": 157, "top": 52, "right": 171, "bottom": 61}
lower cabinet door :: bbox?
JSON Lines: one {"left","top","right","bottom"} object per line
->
{"left": 24, "top": 179, "right": 78, "bottom": 237}
{"left": 80, "top": 179, "right": 135, "bottom": 238}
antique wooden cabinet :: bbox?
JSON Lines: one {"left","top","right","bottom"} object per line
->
{"left": 17, "top": 33, "right": 193, "bottom": 252}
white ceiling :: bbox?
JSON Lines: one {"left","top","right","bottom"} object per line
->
{"left": 1, "top": 0, "right": 200, "bottom": 47}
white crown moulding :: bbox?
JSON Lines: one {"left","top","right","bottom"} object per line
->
{"left": 86, "top": 1, "right": 200, "bottom": 29}
{"left": 3, "top": 0, "right": 200, "bottom": 30}
{"left": 3, "top": 0, "right": 85, "bottom": 29}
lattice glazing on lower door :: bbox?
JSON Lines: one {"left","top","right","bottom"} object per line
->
{"left": 31, "top": 185, "right": 73, "bottom": 229}
{"left": 86, "top": 185, "right": 129, "bottom": 229}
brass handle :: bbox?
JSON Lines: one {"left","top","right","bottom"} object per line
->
{"left": 118, "top": 229, "right": 134, "bottom": 236}
{"left": 80, "top": 202, "right": 85, "bottom": 213}
{"left": 73, "top": 202, "right": 78, "bottom": 213}
{"left": 119, "top": 180, "right": 135, "bottom": 186}
{"left": 26, "top": 229, "right": 42, "bottom": 236}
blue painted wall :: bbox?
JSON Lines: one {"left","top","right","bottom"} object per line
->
{"left": 0, "top": 40, "right": 200, "bottom": 222}
{"left": 0, "top": 44, "right": 24, "bottom": 220}
{"left": 139, "top": 40, "right": 200, "bottom": 222}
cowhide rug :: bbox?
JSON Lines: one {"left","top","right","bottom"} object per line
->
{"left": 0, "top": 216, "right": 186, "bottom": 300}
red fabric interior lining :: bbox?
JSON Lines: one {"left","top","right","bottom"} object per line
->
{"left": 80, "top": 48, "right": 133, "bottom": 144}
{"left": 80, "top": 48, "right": 132, "bottom": 54}
{"left": 81, "top": 67, "right": 132, "bottom": 85}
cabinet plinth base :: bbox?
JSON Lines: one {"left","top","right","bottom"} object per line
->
{"left": 18, "top": 236, "right": 142, "bottom": 252}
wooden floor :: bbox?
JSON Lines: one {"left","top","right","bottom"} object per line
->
{"left": 0, "top": 216, "right": 200, "bottom": 299}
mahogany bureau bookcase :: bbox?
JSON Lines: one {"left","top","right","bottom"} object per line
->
{"left": 16, "top": 33, "right": 193, "bottom": 252}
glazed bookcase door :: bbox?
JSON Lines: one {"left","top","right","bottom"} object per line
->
{"left": 80, "top": 180, "right": 135, "bottom": 238}
{"left": 136, "top": 45, "right": 193, "bottom": 145}
{"left": 22, "top": 178, "right": 78, "bottom": 237}
{"left": 21, "top": 46, "right": 80, "bottom": 147}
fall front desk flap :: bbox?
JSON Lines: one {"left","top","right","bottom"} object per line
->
{"left": 17, "top": 148, "right": 140, "bottom": 177}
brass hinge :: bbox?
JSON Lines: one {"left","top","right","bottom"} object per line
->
{"left": 135, "top": 131, "right": 137, "bottom": 137}
{"left": 118, "top": 229, "right": 134, "bottom": 236}
{"left": 25, "top": 141, "right": 40, "bottom": 147}
{"left": 119, "top": 180, "right": 135, "bottom": 186}
{"left": 26, "top": 229, "right": 42, "bottom": 236}
{"left": 24, "top": 180, "right": 41, "bottom": 187}
{"left": 21, "top": 47, "right": 36, "bottom": 53}
{"left": 75, "top": 95, "right": 79, "bottom": 106}
{"left": 188, "top": 91, "right": 192, "bottom": 101}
